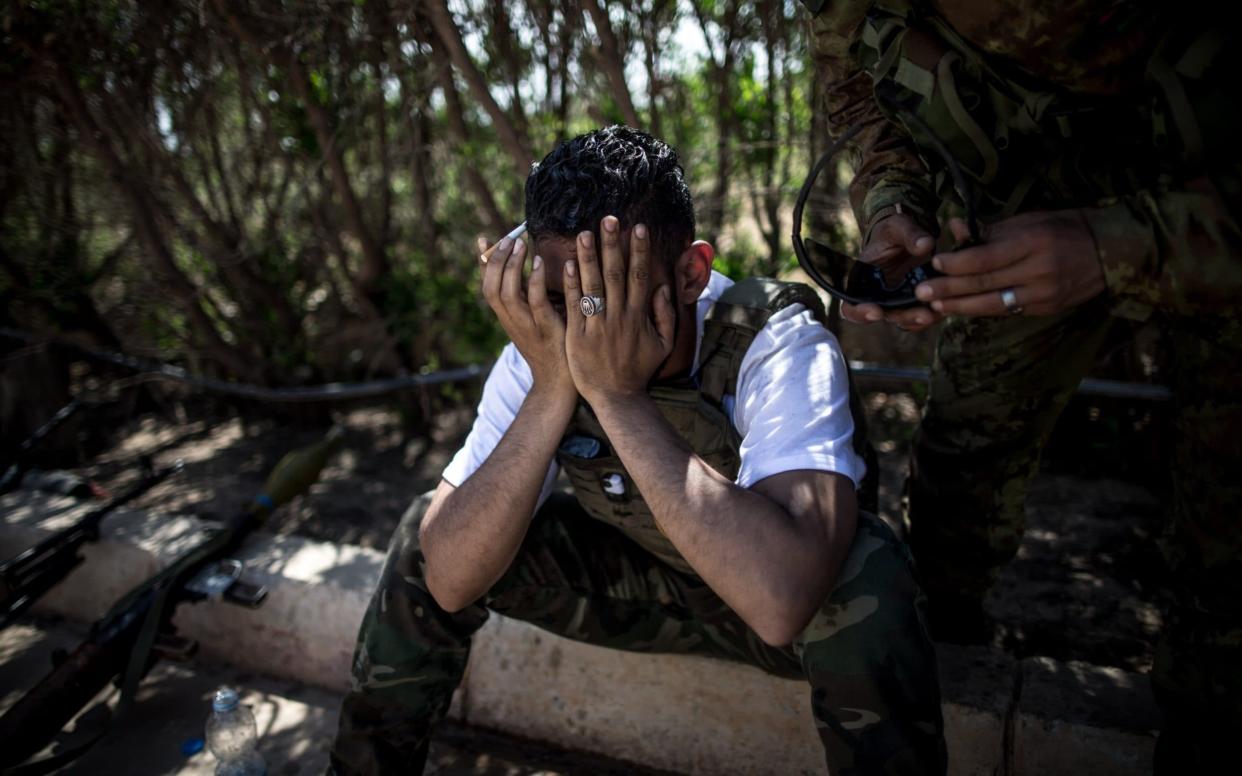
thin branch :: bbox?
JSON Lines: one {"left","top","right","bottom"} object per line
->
{"left": 423, "top": 0, "right": 532, "bottom": 172}
{"left": 581, "top": 0, "right": 641, "bottom": 127}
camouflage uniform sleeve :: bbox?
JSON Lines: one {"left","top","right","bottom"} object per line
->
{"left": 807, "top": 1, "right": 940, "bottom": 238}
{"left": 1081, "top": 173, "right": 1242, "bottom": 315}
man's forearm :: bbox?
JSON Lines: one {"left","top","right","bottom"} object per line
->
{"left": 1083, "top": 178, "right": 1242, "bottom": 315}
{"left": 420, "top": 387, "right": 576, "bottom": 611}
{"left": 590, "top": 393, "right": 848, "bottom": 644}
{"left": 807, "top": 5, "right": 937, "bottom": 234}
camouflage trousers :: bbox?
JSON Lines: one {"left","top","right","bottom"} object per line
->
{"left": 330, "top": 492, "right": 946, "bottom": 775}
{"left": 906, "top": 295, "right": 1242, "bottom": 769}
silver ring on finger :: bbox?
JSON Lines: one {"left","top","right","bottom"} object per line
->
{"left": 1000, "top": 287, "right": 1024, "bottom": 316}
{"left": 579, "top": 294, "right": 606, "bottom": 317}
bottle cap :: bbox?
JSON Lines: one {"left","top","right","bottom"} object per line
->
{"left": 212, "top": 686, "right": 240, "bottom": 712}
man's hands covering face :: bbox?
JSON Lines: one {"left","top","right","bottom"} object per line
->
{"left": 480, "top": 215, "right": 676, "bottom": 405}
{"left": 561, "top": 216, "right": 676, "bottom": 404}
{"left": 479, "top": 234, "right": 575, "bottom": 400}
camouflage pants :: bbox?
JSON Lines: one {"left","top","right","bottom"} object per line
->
{"left": 906, "top": 295, "right": 1242, "bottom": 769}
{"left": 330, "top": 492, "right": 946, "bottom": 775}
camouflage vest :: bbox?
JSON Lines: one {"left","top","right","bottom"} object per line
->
{"left": 556, "top": 277, "right": 877, "bottom": 576}
{"left": 831, "top": 0, "right": 1232, "bottom": 216}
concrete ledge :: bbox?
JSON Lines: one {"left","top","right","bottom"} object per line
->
{"left": 1, "top": 492, "right": 1157, "bottom": 774}
{"left": 1014, "top": 657, "right": 1160, "bottom": 775}
{"left": 464, "top": 616, "right": 822, "bottom": 774}
{"left": 937, "top": 646, "right": 1014, "bottom": 776}
{"left": 0, "top": 491, "right": 376, "bottom": 693}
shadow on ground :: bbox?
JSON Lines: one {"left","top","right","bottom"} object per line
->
{"left": 1, "top": 617, "right": 675, "bottom": 775}
{"left": 76, "top": 405, "right": 475, "bottom": 550}
{"left": 36, "top": 316, "right": 1172, "bottom": 675}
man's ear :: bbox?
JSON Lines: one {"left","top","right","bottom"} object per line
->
{"left": 672, "top": 241, "right": 714, "bottom": 305}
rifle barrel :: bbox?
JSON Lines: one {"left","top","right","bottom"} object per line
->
{"left": 0, "top": 429, "right": 340, "bottom": 770}
{"left": 0, "top": 461, "right": 184, "bottom": 630}
{"left": 0, "top": 401, "right": 82, "bottom": 495}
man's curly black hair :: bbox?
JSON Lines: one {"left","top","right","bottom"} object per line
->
{"left": 524, "top": 125, "right": 695, "bottom": 267}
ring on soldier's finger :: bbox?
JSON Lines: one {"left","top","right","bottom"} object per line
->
{"left": 579, "top": 294, "right": 605, "bottom": 317}
{"left": 1000, "top": 287, "right": 1024, "bottom": 316}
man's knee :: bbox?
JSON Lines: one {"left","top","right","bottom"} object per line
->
{"left": 796, "top": 514, "right": 933, "bottom": 681}
{"left": 331, "top": 492, "right": 478, "bottom": 775}
{"left": 349, "top": 491, "right": 484, "bottom": 689}
{"left": 379, "top": 491, "right": 435, "bottom": 579}
{"left": 796, "top": 515, "right": 946, "bottom": 773}
{"left": 797, "top": 514, "right": 930, "bottom": 667}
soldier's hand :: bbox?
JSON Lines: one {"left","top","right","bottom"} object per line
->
{"left": 841, "top": 213, "right": 941, "bottom": 332}
{"left": 479, "top": 234, "right": 575, "bottom": 399}
{"left": 914, "top": 212, "right": 1105, "bottom": 317}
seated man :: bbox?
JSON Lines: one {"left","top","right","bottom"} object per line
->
{"left": 330, "top": 126, "right": 946, "bottom": 775}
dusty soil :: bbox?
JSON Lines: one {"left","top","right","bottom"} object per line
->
{"left": 0, "top": 616, "right": 677, "bottom": 775}
{"left": 861, "top": 378, "right": 1170, "bottom": 672}
{"left": 839, "top": 312, "right": 1172, "bottom": 673}
{"left": 70, "top": 403, "right": 476, "bottom": 551}
{"left": 42, "top": 380, "right": 1169, "bottom": 675}
{"left": 9, "top": 309, "right": 1173, "bottom": 674}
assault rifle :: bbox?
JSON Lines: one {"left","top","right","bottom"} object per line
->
{"left": 0, "top": 401, "right": 82, "bottom": 496}
{"left": 0, "top": 458, "right": 185, "bottom": 630}
{"left": 0, "top": 426, "right": 343, "bottom": 773}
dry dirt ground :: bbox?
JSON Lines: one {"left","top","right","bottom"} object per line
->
{"left": 1, "top": 317, "right": 1174, "bottom": 776}
{"left": 858, "top": 387, "right": 1170, "bottom": 673}
{"left": 0, "top": 617, "right": 675, "bottom": 775}
{"left": 73, "top": 402, "right": 476, "bottom": 551}
{"left": 55, "top": 377, "right": 1171, "bottom": 675}
{"left": 9, "top": 312, "right": 1172, "bottom": 675}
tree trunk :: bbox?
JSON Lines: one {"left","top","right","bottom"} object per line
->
{"left": 638, "top": 2, "right": 668, "bottom": 138}
{"left": 758, "top": 0, "right": 782, "bottom": 271}
{"left": 692, "top": 0, "right": 744, "bottom": 241}
{"left": 48, "top": 58, "right": 255, "bottom": 379}
{"left": 806, "top": 17, "right": 843, "bottom": 334}
{"left": 218, "top": 1, "right": 391, "bottom": 306}
{"left": 581, "top": 0, "right": 642, "bottom": 128}
{"left": 490, "top": 2, "right": 531, "bottom": 142}
{"left": 423, "top": 0, "right": 532, "bottom": 173}
{"left": 424, "top": 30, "right": 509, "bottom": 236}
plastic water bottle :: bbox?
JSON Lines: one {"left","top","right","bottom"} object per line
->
{"left": 205, "top": 687, "right": 267, "bottom": 776}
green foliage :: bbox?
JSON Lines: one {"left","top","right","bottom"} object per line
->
{"left": 713, "top": 230, "right": 764, "bottom": 281}
{"left": 0, "top": 0, "right": 832, "bottom": 391}
{"left": 382, "top": 259, "right": 506, "bottom": 368}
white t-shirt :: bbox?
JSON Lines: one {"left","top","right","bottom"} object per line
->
{"left": 442, "top": 271, "right": 866, "bottom": 502}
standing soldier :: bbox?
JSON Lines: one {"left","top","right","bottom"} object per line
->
{"left": 801, "top": 0, "right": 1239, "bottom": 769}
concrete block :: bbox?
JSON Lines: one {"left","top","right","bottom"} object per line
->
{"left": 2, "top": 492, "right": 1163, "bottom": 775}
{"left": 462, "top": 616, "right": 823, "bottom": 775}
{"left": 1013, "top": 657, "right": 1160, "bottom": 776}
{"left": 464, "top": 621, "right": 1011, "bottom": 776}
{"left": 0, "top": 491, "right": 385, "bottom": 694}
{"left": 171, "top": 530, "right": 383, "bottom": 694}
{"left": 938, "top": 645, "right": 1014, "bottom": 776}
